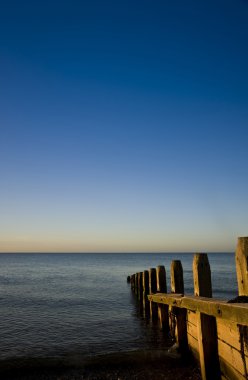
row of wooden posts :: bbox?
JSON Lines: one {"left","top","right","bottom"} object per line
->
{"left": 127, "top": 237, "right": 248, "bottom": 380}
{"left": 127, "top": 260, "right": 184, "bottom": 331}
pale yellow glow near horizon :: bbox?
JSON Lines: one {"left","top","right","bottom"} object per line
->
{"left": 0, "top": 231, "right": 235, "bottom": 253}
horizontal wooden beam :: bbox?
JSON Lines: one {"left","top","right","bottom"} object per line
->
{"left": 148, "top": 293, "right": 248, "bottom": 325}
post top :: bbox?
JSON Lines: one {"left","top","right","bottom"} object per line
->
{"left": 149, "top": 267, "right": 156, "bottom": 272}
{"left": 171, "top": 260, "right": 183, "bottom": 268}
{"left": 193, "top": 253, "right": 209, "bottom": 264}
{"left": 157, "top": 265, "right": 165, "bottom": 270}
{"left": 237, "top": 237, "right": 248, "bottom": 251}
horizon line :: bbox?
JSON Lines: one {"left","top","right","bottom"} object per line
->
{"left": 0, "top": 251, "right": 235, "bottom": 254}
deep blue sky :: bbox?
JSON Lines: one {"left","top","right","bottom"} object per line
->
{"left": 1, "top": 0, "right": 248, "bottom": 252}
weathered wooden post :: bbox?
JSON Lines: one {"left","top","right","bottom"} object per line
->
{"left": 138, "top": 271, "right": 143, "bottom": 302}
{"left": 170, "top": 260, "right": 187, "bottom": 353}
{"left": 156, "top": 265, "right": 169, "bottom": 330}
{"left": 236, "top": 237, "right": 248, "bottom": 296}
{"left": 143, "top": 270, "right": 150, "bottom": 318}
{"left": 149, "top": 268, "right": 158, "bottom": 321}
{"left": 135, "top": 273, "right": 138, "bottom": 295}
{"left": 131, "top": 274, "right": 135, "bottom": 291}
{"left": 193, "top": 254, "right": 220, "bottom": 380}
{"left": 235, "top": 237, "right": 248, "bottom": 379}
{"left": 171, "top": 260, "right": 184, "bottom": 294}
{"left": 137, "top": 272, "right": 141, "bottom": 300}
{"left": 127, "top": 275, "right": 130, "bottom": 283}
{"left": 133, "top": 274, "right": 136, "bottom": 292}
{"left": 193, "top": 254, "right": 212, "bottom": 297}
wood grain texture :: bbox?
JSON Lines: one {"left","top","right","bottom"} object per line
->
{"left": 147, "top": 294, "right": 248, "bottom": 325}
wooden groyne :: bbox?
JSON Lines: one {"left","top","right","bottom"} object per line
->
{"left": 128, "top": 237, "right": 248, "bottom": 380}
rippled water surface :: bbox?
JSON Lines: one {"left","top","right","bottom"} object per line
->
{"left": 0, "top": 253, "right": 237, "bottom": 362}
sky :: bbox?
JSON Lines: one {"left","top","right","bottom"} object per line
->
{"left": 0, "top": 0, "right": 248, "bottom": 252}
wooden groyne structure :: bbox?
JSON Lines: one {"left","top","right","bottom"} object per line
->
{"left": 128, "top": 237, "right": 248, "bottom": 380}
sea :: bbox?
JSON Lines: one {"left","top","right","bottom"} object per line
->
{"left": 0, "top": 252, "right": 237, "bottom": 369}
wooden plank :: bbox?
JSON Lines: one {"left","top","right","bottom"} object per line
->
{"left": 217, "top": 319, "right": 239, "bottom": 351}
{"left": 187, "top": 311, "right": 199, "bottom": 347}
{"left": 217, "top": 319, "right": 248, "bottom": 357}
{"left": 187, "top": 309, "right": 197, "bottom": 327}
{"left": 219, "top": 358, "right": 246, "bottom": 380}
{"left": 187, "top": 333, "right": 200, "bottom": 361}
{"left": 239, "top": 325, "right": 248, "bottom": 376}
{"left": 147, "top": 294, "right": 248, "bottom": 325}
{"left": 149, "top": 291, "right": 248, "bottom": 378}
{"left": 218, "top": 339, "right": 246, "bottom": 378}
{"left": 187, "top": 318, "right": 198, "bottom": 340}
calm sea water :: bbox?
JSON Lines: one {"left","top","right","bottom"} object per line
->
{"left": 0, "top": 253, "right": 237, "bottom": 365}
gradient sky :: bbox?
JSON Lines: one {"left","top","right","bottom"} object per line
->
{"left": 0, "top": 0, "right": 248, "bottom": 252}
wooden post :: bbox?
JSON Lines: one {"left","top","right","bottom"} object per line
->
{"left": 235, "top": 237, "right": 248, "bottom": 379}
{"left": 171, "top": 260, "right": 184, "bottom": 294}
{"left": 143, "top": 270, "right": 150, "bottom": 318}
{"left": 149, "top": 268, "right": 158, "bottom": 321}
{"left": 157, "top": 265, "right": 167, "bottom": 292}
{"left": 156, "top": 265, "right": 169, "bottom": 330}
{"left": 137, "top": 272, "right": 140, "bottom": 300}
{"left": 193, "top": 253, "right": 220, "bottom": 380}
{"left": 149, "top": 268, "right": 157, "bottom": 293}
{"left": 236, "top": 237, "right": 248, "bottom": 296}
{"left": 170, "top": 260, "right": 187, "bottom": 353}
{"left": 143, "top": 270, "right": 149, "bottom": 295}
{"left": 127, "top": 275, "right": 130, "bottom": 283}
{"left": 138, "top": 272, "right": 143, "bottom": 302}
{"left": 131, "top": 274, "right": 135, "bottom": 291}
{"left": 133, "top": 273, "right": 136, "bottom": 293}
{"left": 135, "top": 273, "right": 138, "bottom": 296}
{"left": 193, "top": 253, "right": 212, "bottom": 297}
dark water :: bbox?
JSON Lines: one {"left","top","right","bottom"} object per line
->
{"left": 0, "top": 253, "right": 237, "bottom": 364}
